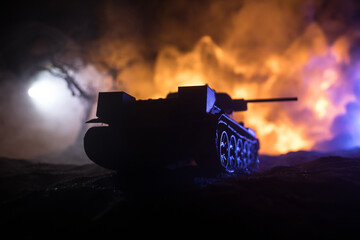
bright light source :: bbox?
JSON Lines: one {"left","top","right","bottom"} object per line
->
{"left": 28, "top": 79, "right": 60, "bottom": 102}
{"left": 28, "top": 71, "right": 68, "bottom": 110}
{"left": 27, "top": 70, "right": 85, "bottom": 122}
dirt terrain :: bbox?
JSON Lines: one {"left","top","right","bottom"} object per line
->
{"left": 1, "top": 151, "right": 360, "bottom": 238}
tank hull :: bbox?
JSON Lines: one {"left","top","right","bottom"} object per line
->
{"left": 84, "top": 114, "right": 259, "bottom": 173}
{"left": 83, "top": 85, "right": 264, "bottom": 173}
{"left": 84, "top": 119, "right": 218, "bottom": 170}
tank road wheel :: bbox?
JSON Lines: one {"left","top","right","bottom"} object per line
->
{"left": 235, "top": 139, "right": 244, "bottom": 169}
{"left": 219, "top": 130, "right": 230, "bottom": 170}
{"left": 247, "top": 142, "right": 251, "bottom": 165}
{"left": 243, "top": 141, "right": 248, "bottom": 168}
{"left": 248, "top": 143, "right": 255, "bottom": 166}
{"left": 227, "top": 135, "right": 237, "bottom": 172}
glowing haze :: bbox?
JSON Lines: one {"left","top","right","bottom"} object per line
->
{"left": 2, "top": 0, "right": 360, "bottom": 162}
{"left": 152, "top": 28, "right": 353, "bottom": 154}
{"left": 99, "top": 0, "right": 359, "bottom": 155}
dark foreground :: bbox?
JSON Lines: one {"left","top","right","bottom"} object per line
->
{"left": 1, "top": 151, "right": 360, "bottom": 238}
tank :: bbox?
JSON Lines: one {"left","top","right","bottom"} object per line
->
{"left": 84, "top": 85, "right": 297, "bottom": 173}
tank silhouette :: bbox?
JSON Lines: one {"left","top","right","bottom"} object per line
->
{"left": 84, "top": 85, "right": 297, "bottom": 173}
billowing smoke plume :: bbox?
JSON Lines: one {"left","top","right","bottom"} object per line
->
{"left": 1, "top": 0, "right": 360, "bottom": 163}
{"left": 150, "top": 0, "right": 360, "bottom": 154}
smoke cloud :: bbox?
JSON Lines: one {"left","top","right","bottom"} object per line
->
{"left": 150, "top": 0, "right": 360, "bottom": 154}
{"left": 1, "top": 0, "right": 360, "bottom": 163}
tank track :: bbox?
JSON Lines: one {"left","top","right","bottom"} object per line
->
{"left": 216, "top": 115, "right": 259, "bottom": 173}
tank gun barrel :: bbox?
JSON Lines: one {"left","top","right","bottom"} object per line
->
{"left": 227, "top": 97, "right": 297, "bottom": 113}
{"left": 245, "top": 97, "right": 298, "bottom": 103}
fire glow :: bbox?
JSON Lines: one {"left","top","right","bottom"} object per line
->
{"left": 147, "top": 24, "right": 358, "bottom": 155}
{"left": 25, "top": 0, "right": 358, "bottom": 157}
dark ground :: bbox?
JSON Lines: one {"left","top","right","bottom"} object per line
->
{"left": 1, "top": 151, "right": 360, "bottom": 239}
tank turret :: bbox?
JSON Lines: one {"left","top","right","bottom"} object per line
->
{"left": 84, "top": 85, "right": 296, "bottom": 173}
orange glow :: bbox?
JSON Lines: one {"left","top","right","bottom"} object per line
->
{"left": 95, "top": 1, "right": 358, "bottom": 155}
{"left": 150, "top": 23, "right": 355, "bottom": 155}
{"left": 314, "top": 98, "right": 328, "bottom": 118}
{"left": 273, "top": 125, "right": 312, "bottom": 154}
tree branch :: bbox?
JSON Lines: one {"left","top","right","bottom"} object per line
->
{"left": 45, "top": 58, "right": 95, "bottom": 101}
